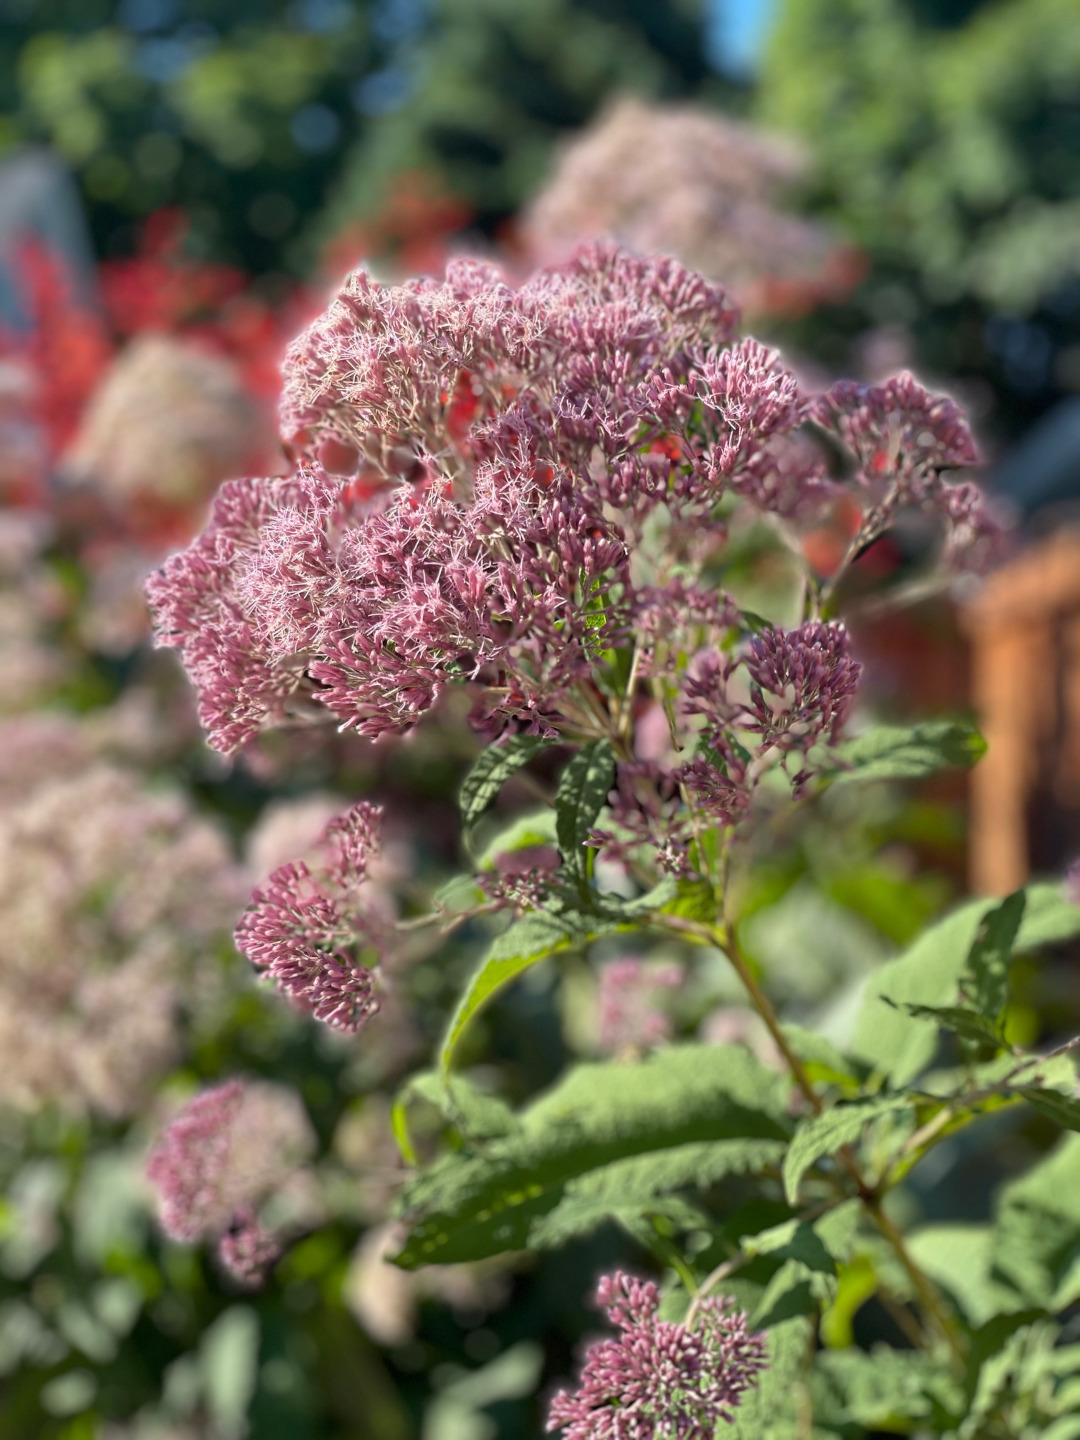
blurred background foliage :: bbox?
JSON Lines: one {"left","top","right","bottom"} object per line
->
{"left": 1, "top": 0, "right": 722, "bottom": 276}
{"left": 758, "top": 0, "right": 1080, "bottom": 443}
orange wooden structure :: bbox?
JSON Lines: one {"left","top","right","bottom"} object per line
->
{"left": 962, "top": 527, "right": 1080, "bottom": 895}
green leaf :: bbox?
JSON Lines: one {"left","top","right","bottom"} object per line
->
{"left": 962, "top": 889, "right": 1026, "bottom": 1023}
{"left": 885, "top": 1000, "right": 1004, "bottom": 1048}
{"left": 554, "top": 740, "right": 615, "bottom": 879}
{"left": 472, "top": 808, "right": 558, "bottom": 871}
{"left": 440, "top": 912, "right": 607, "bottom": 1075}
{"left": 661, "top": 877, "right": 717, "bottom": 924}
{"left": 393, "top": 1044, "right": 791, "bottom": 1266}
{"left": 813, "top": 1346, "right": 957, "bottom": 1430}
{"left": 992, "top": 1134, "right": 1080, "bottom": 1310}
{"left": 823, "top": 719, "right": 986, "bottom": 785}
{"left": 782, "top": 1025, "right": 861, "bottom": 1089}
{"left": 783, "top": 1096, "right": 912, "bottom": 1203}
{"left": 391, "top": 1071, "right": 520, "bottom": 1163}
{"left": 459, "top": 735, "right": 551, "bottom": 827}
{"left": 729, "top": 1316, "right": 812, "bottom": 1440}
{"left": 852, "top": 883, "right": 1080, "bottom": 1084}
{"left": 905, "top": 1224, "right": 1015, "bottom": 1326}
{"left": 1020, "top": 1086, "right": 1080, "bottom": 1133}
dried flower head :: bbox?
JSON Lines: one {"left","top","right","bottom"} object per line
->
{"left": 547, "top": 1270, "right": 767, "bottom": 1440}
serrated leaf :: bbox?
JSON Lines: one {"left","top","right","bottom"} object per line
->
{"left": 852, "top": 883, "right": 1080, "bottom": 1084}
{"left": 823, "top": 719, "right": 986, "bottom": 785}
{"left": 459, "top": 736, "right": 551, "bottom": 827}
{"left": 886, "top": 1000, "right": 1004, "bottom": 1048}
{"left": 394, "top": 1045, "right": 791, "bottom": 1266}
{"left": 747, "top": 1203, "right": 861, "bottom": 1328}
{"left": 963, "top": 888, "right": 1026, "bottom": 1023}
{"left": 992, "top": 1134, "right": 1080, "bottom": 1310}
{"left": 783, "top": 1096, "right": 912, "bottom": 1203}
{"left": 528, "top": 1191, "right": 709, "bottom": 1249}
{"left": 530, "top": 1137, "right": 786, "bottom": 1250}
{"left": 813, "top": 1347, "right": 954, "bottom": 1429}
{"left": 662, "top": 878, "right": 717, "bottom": 923}
{"left": 440, "top": 912, "right": 607, "bottom": 1076}
{"left": 782, "top": 1025, "right": 861, "bottom": 1089}
{"left": 729, "top": 1316, "right": 812, "bottom": 1440}
{"left": 905, "top": 1224, "right": 1014, "bottom": 1326}
{"left": 555, "top": 741, "right": 615, "bottom": 879}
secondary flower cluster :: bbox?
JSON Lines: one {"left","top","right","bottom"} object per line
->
{"left": 0, "top": 718, "right": 242, "bottom": 1115}
{"left": 146, "top": 1077, "right": 317, "bottom": 1286}
{"left": 547, "top": 1270, "right": 767, "bottom": 1440}
{"left": 522, "top": 97, "right": 852, "bottom": 317}
{"left": 235, "top": 800, "right": 391, "bottom": 1031}
{"left": 597, "top": 958, "right": 685, "bottom": 1056}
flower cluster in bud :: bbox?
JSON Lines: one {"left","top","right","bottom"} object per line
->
{"left": 146, "top": 1077, "right": 316, "bottom": 1286}
{"left": 235, "top": 800, "right": 390, "bottom": 1032}
{"left": 547, "top": 1270, "right": 767, "bottom": 1440}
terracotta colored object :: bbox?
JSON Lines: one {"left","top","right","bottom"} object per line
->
{"left": 962, "top": 528, "right": 1080, "bottom": 894}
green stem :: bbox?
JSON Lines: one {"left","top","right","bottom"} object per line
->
{"left": 651, "top": 910, "right": 967, "bottom": 1366}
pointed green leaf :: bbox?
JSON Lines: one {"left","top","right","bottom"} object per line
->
{"left": 555, "top": 740, "right": 615, "bottom": 878}
{"left": 1021, "top": 1086, "right": 1080, "bottom": 1133}
{"left": 822, "top": 719, "right": 986, "bottom": 785}
{"left": 459, "top": 735, "right": 552, "bottom": 827}
{"left": 962, "top": 889, "right": 1026, "bottom": 1023}
{"left": 852, "top": 883, "right": 1080, "bottom": 1084}
{"left": 884, "top": 1000, "right": 1004, "bottom": 1048}
{"left": 472, "top": 808, "right": 558, "bottom": 870}
{"left": 440, "top": 912, "right": 608, "bottom": 1076}
{"left": 992, "top": 1134, "right": 1080, "bottom": 1309}
{"left": 812, "top": 1347, "right": 957, "bottom": 1430}
{"left": 394, "top": 1045, "right": 791, "bottom": 1266}
{"left": 783, "top": 1096, "right": 912, "bottom": 1203}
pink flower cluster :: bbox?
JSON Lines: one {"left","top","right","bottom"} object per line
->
{"left": 235, "top": 800, "right": 389, "bottom": 1032}
{"left": 148, "top": 244, "right": 984, "bottom": 759}
{"left": 597, "top": 958, "right": 685, "bottom": 1055}
{"left": 146, "top": 242, "right": 995, "bottom": 973}
{"left": 146, "top": 1077, "right": 316, "bottom": 1286}
{"left": 547, "top": 1270, "right": 767, "bottom": 1440}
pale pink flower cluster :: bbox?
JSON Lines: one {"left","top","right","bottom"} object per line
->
{"left": 146, "top": 1077, "right": 316, "bottom": 1285}
{"left": 597, "top": 958, "right": 685, "bottom": 1055}
{"left": 547, "top": 1270, "right": 766, "bottom": 1440}
{"left": 523, "top": 97, "right": 844, "bottom": 315}
{"left": 0, "top": 512, "right": 72, "bottom": 714}
{"left": 0, "top": 731, "right": 242, "bottom": 1116}
{"left": 61, "top": 335, "right": 266, "bottom": 509}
